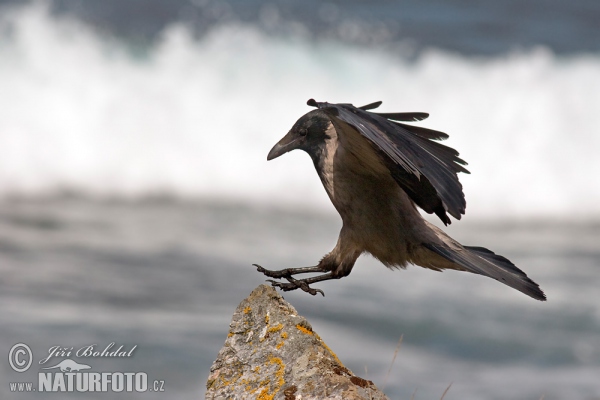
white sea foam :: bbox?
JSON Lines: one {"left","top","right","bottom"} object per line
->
{"left": 1, "top": 4, "right": 599, "bottom": 219}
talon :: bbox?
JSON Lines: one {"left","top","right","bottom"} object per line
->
{"left": 253, "top": 264, "right": 291, "bottom": 279}
{"left": 305, "top": 287, "right": 325, "bottom": 296}
{"left": 285, "top": 276, "right": 325, "bottom": 296}
{"left": 255, "top": 264, "right": 327, "bottom": 296}
{"left": 266, "top": 279, "right": 296, "bottom": 292}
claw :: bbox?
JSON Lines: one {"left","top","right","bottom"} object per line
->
{"left": 254, "top": 263, "right": 326, "bottom": 296}
{"left": 254, "top": 263, "right": 292, "bottom": 279}
{"left": 285, "top": 276, "right": 324, "bottom": 296}
{"left": 265, "top": 279, "right": 294, "bottom": 292}
{"left": 264, "top": 277, "right": 324, "bottom": 296}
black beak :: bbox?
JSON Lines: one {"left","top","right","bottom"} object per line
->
{"left": 267, "top": 132, "right": 302, "bottom": 160}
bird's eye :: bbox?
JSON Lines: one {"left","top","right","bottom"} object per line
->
{"left": 299, "top": 128, "right": 308, "bottom": 136}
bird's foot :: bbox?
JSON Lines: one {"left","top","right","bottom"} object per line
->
{"left": 253, "top": 264, "right": 327, "bottom": 296}
{"left": 266, "top": 278, "right": 325, "bottom": 296}
{"left": 253, "top": 264, "right": 291, "bottom": 279}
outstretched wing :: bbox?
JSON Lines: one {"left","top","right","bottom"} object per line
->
{"left": 307, "top": 99, "right": 469, "bottom": 225}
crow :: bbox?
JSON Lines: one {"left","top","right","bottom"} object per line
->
{"left": 255, "top": 99, "right": 546, "bottom": 301}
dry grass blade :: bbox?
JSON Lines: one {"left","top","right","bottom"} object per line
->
{"left": 440, "top": 383, "right": 453, "bottom": 400}
{"left": 364, "top": 365, "right": 372, "bottom": 400}
{"left": 410, "top": 388, "right": 418, "bottom": 400}
{"left": 382, "top": 334, "right": 403, "bottom": 391}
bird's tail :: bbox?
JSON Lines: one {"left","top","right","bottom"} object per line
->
{"left": 423, "top": 242, "right": 546, "bottom": 301}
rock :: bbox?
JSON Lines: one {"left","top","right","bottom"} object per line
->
{"left": 205, "top": 284, "right": 389, "bottom": 400}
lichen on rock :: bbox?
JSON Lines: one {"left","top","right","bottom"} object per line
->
{"left": 205, "top": 284, "right": 389, "bottom": 400}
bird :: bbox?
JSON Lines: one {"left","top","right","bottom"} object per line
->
{"left": 254, "top": 99, "right": 546, "bottom": 301}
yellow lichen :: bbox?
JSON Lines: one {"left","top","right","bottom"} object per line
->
{"left": 245, "top": 383, "right": 258, "bottom": 395}
{"left": 269, "top": 355, "right": 286, "bottom": 388}
{"left": 296, "top": 324, "right": 313, "bottom": 335}
{"left": 276, "top": 331, "right": 288, "bottom": 349}
{"left": 268, "top": 323, "right": 283, "bottom": 334}
{"left": 257, "top": 377, "right": 272, "bottom": 400}
{"left": 295, "top": 325, "right": 344, "bottom": 366}
{"left": 260, "top": 323, "right": 284, "bottom": 342}
{"left": 257, "top": 387, "right": 274, "bottom": 400}
{"left": 217, "top": 367, "right": 243, "bottom": 388}
{"left": 314, "top": 332, "right": 344, "bottom": 366}
{"left": 265, "top": 313, "right": 270, "bottom": 324}
{"left": 256, "top": 355, "right": 285, "bottom": 400}
{"left": 227, "top": 332, "right": 234, "bottom": 337}
{"left": 243, "top": 306, "right": 251, "bottom": 314}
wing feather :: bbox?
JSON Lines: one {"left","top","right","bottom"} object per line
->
{"left": 375, "top": 112, "right": 429, "bottom": 122}
{"left": 358, "top": 101, "right": 382, "bottom": 110}
{"left": 307, "top": 99, "right": 469, "bottom": 224}
{"left": 392, "top": 122, "right": 449, "bottom": 140}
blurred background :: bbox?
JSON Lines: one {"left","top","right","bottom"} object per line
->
{"left": 1, "top": 1, "right": 599, "bottom": 399}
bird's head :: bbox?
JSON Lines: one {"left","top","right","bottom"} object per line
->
{"left": 267, "top": 110, "right": 333, "bottom": 161}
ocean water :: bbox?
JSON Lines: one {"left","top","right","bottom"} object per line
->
{"left": 0, "top": 2, "right": 599, "bottom": 399}
{"left": 1, "top": 199, "right": 599, "bottom": 400}
{"left": 1, "top": 3, "right": 600, "bottom": 219}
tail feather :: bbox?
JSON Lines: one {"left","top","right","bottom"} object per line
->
{"left": 424, "top": 243, "right": 546, "bottom": 301}
{"left": 463, "top": 246, "right": 526, "bottom": 276}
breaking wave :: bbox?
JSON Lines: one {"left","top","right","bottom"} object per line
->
{"left": 1, "top": 4, "right": 600, "bottom": 219}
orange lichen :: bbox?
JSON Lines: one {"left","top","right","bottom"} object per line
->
{"left": 314, "top": 332, "right": 343, "bottom": 366}
{"left": 243, "top": 306, "right": 251, "bottom": 314}
{"left": 265, "top": 313, "right": 270, "bottom": 324}
{"left": 256, "top": 377, "right": 272, "bottom": 400}
{"left": 256, "top": 355, "right": 285, "bottom": 400}
{"left": 227, "top": 332, "right": 234, "bottom": 338}
{"left": 295, "top": 324, "right": 313, "bottom": 335}
{"left": 217, "top": 367, "right": 243, "bottom": 388}
{"left": 268, "top": 323, "right": 283, "bottom": 334}
{"left": 275, "top": 330, "right": 288, "bottom": 349}
{"left": 257, "top": 387, "right": 273, "bottom": 400}
{"left": 261, "top": 323, "right": 284, "bottom": 342}
{"left": 269, "top": 355, "right": 286, "bottom": 388}
{"left": 295, "top": 324, "right": 343, "bottom": 366}
{"left": 242, "top": 376, "right": 258, "bottom": 396}
{"left": 246, "top": 385, "right": 258, "bottom": 394}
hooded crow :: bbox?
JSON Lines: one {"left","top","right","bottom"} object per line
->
{"left": 255, "top": 99, "right": 546, "bottom": 301}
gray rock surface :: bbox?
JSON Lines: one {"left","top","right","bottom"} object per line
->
{"left": 206, "top": 284, "right": 389, "bottom": 400}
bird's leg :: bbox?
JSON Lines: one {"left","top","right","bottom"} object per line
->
{"left": 253, "top": 264, "right": 324, "bottom": 279}
{"left": 253, "top": 264, "right": 334, "bottom": 296}
{"left": 267, "top": 273, "right": 338, "bottom": 296}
